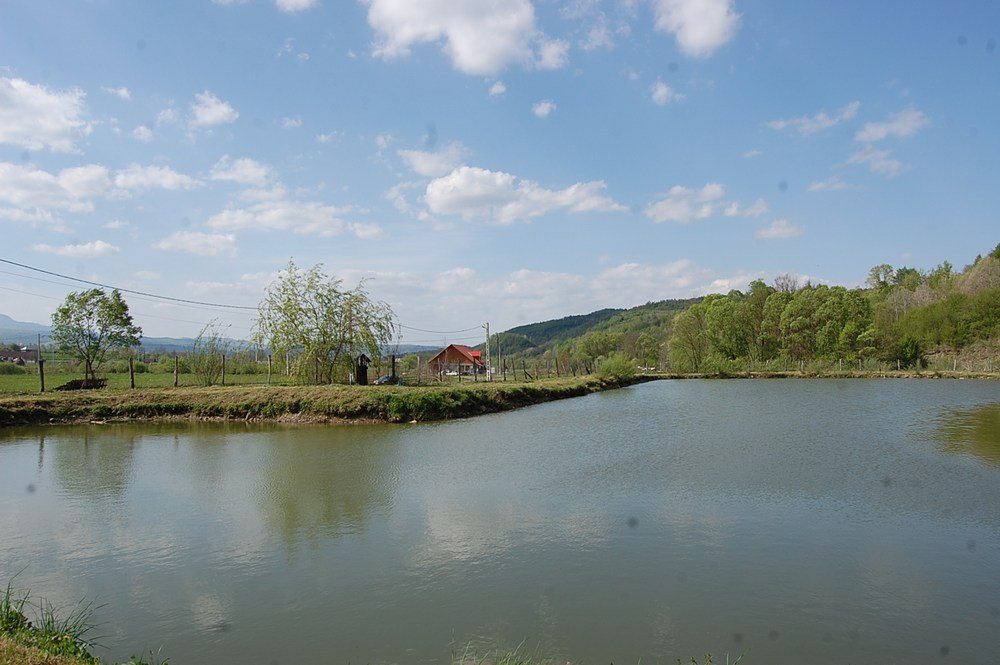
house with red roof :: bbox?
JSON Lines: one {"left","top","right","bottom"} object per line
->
{"left": 428, "top": 344, "right": 485, "bottom": 377}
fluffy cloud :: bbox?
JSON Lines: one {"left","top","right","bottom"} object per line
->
{"left": 854, "top": 108, "right": 928, "bottom": 142}
{"left": 397, "top": 142, "right": 467, "bottom": 177}
{"left": 532, "top": 100, "right": 556, "bottom": 118}
{"left": 0, "top": 162, "right": 112, "bottom": 216}
{"left": 210, "top": 155, "right": 273, "bottom": 186}
{"left": 767, "top": 101, "right": 860, "bottom": 135}
{"left": 207, "top": 199, "right": 382, "bottom": 238}
{"left": 34, "top": 240, "right": 119, "bottom": 258}
{"left": 847, "top": 145, "right": 902, "bottom": 177}
{"left": 536, "top": 38, "right": 570, "bottom": 70}
{"left": 653, "top": 0, "right": 740, "bottom": 58}
{"left": 723, "top": 198, "right": 768, "bottom": 217}
{"left": 114, "top": 164, "right": 200, "bottom": 190}
{"left": 101, "top": 86, "right": 131, "bottom": 101}
{"left": 424, "top": 165, "right": 627, "bottom": 224}
{"left": 644, "top": 183, "right": 724, "bottom": 223}
{"left": 0, "top": 77, "right": 90, "bottom": 152}
{"left": 132, "top": 125, "right": 153, "bottom": 142}
{"left": 366, "top": 0, "right": 538, "bottom": 75}
{"left": 275, "top": 0, "right": 317, "bottom": 11}
{"left": 281, "top": 117, "right": 302, "bottom": 129}
{"left": 650, "top": 79, "right": 682, "bottom": 106}
{"left": 756, "top": 218, "right": 802, "bottom": 239}
{"left": 189, "top": 91, "right": 239, "bottom": 128}
{"left": 489, "top": 81, "right": 507, "bottom": 97}
{"left": 154, "top": 231, "right": 237, "bottom": 256}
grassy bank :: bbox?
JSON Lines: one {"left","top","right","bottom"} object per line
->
{"left": 0, "top": 376, "right": 648, "bottom": 428}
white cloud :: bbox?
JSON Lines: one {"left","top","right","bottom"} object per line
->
{"left": 424, "top": 165, "right": 627, "bottom": 224}
{"left": 316, "top": 132, "right": 337, "bottom": 143}
{"left": 650, "top": 79, "right": 682, "bottom": 105}
{"left": 207, "top": 199, "right": 380, "bottom": 238}
{"left": 132, "top": 125, "right": 153, "bottom": 142}
{"left": 275, "top": 0, "right": 317, "bottom": 11}
{"left": 281, "top": 116, "right": 302, "bottom": 129}
{"left": 0, "top": 77, "right": 90, "bottom": 152}
{"left": 653, "top": 0, "right": 740, "bottom": 58}
{"left": 536, "top": 38, "right": 570, "bottom": 70}
{"left": 114, "top": 164, "right": 200, "bottom": 190}
{"left": 532, "top": 100, "right": 556, "bottom": 118}
{"left": 756, "top": 218, "right": 802, "bottom": 239}
{"left": 34, "top": 240, "right": 119, "bottom": 258}
{"left": 807, "top": 175, "right": 850, "bottom": 192}
{"left": 103, "top": 219, "right": 129, "bottom": 229}
{"left": 742, "top": 149, "right": 762, "bottom": 158}
{"left": 767, "top": 101, "right": 860, "bottom": 136}
{"left": 0, "top": 162, "right": 112, "bottom": 217}
{"left": 847, "top": 145, "right": 902, "bottom": 177}
{"left": 366, "top": 0, "right": 537, "bottom": 75}
{"left": 101, "top": 86, "right": 131, "bottom": 101}
{"left": 155, "top": 231, "right": 236, "bottom": 256}
{"left": 489, "top": 81, "right": 507, "bottom": 97}
{"left": 297, "top": 52, "right": 311, "bottom": 61}
{"left": 582, "top": 18, "right": 614, "bottom": 51}
{"left": 398, "top": 142, "right": 468, "bottom": 177}
{"left": 156, "top": 108, "right": 179, "bottom": 125}
{"left": 723, "top": 197, "right": 768, "bottom": 217}
{"left": 854, "top": 108, "right": 928, "bottom": 142}
{"left": 189, "top": 91, "right": 239, "bottom": 128}
{"left": 210, "top": 155, "right": 273, "bottom": 186}
{"left": 644, "top": 183, "right": 725, "bottom": 223}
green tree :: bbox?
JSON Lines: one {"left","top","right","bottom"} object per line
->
{"left": 190, "top": 319, "right": 231, "bottom": 386}
{"left": 668, "top": 303, "right": 710, "bottom": 371}
{"left": 50, "top": 289, "right": 142, "bottom": 381}
{"left": 255, "top": 260, "right": 397, "bottom": 384}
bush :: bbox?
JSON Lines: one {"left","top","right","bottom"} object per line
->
{"left": 0, "top": 363, "right": 26, "bottom": 375}
{"left": 596, "top": 352, "right": 636, "bottom": 380}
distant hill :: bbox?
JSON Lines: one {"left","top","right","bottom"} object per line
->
{"left": 504, "top": 308, "right": 624, "bottom": 346}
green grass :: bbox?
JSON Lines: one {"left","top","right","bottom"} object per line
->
{"left": 0, "top": 375, "right": 646, "bottom": 427}
{"left": 1, "top": 582, "right": 166, "bottom": 665}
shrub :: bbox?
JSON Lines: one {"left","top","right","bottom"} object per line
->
{"left": 0, "top": 363, "right": 26, "bottom": 375}
{"left": 596, "top": 352, "right": 636, "bottom": 380}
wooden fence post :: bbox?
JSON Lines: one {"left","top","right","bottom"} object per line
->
{"left": 267, "top": 354, "right": 272, "bottom": 385}
{"left": 129, "top": 356, "right": 136, "bottom": 389}
{"left": 173, "top": 352, "right": 179, "bottom": 387}
{"left": 38, "top": 359, "right": 45, "bottom": 393}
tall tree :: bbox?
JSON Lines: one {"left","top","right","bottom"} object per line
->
{"left": 255, "top": 260, "right": 397, "bottom": 384}
{"left": 51, "top": 289, "right": 142, "bottom": 381}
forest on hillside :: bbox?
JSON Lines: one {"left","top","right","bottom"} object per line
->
{"left": 492, "top": 244, "right": 999, "bottom": 375}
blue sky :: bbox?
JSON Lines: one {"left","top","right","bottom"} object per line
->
{"left": 0, "top": 0, "right": 997, "bottom": 342}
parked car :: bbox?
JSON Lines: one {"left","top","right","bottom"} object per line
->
{"left": 374, "top": 375, "right": 402, "bottom": 385}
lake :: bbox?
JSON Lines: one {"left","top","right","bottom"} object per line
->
{"left": 1, "top": 379, "right": 999, "bottom": 664}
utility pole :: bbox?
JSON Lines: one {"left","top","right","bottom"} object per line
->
{"left": 483, "top": 322, "right": 491, "bottom": 381}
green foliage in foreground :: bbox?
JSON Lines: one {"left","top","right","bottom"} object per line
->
{"left": 1, "top": 582, "right": 165, "bottom": 665}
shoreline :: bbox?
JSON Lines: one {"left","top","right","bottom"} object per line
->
{"left": 0, "top": 371, "right": 995, "bottom": 429}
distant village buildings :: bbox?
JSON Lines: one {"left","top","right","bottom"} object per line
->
{"left": 0, "top": 348, "right": 38, "bottom": 364}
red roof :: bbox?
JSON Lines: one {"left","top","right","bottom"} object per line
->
{"left": 430, "top": 344, "right": 484, "bottom": 365}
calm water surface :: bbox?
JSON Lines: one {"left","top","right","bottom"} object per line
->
{"left": 1, "top": 379, "right": 999, "bottom": 664}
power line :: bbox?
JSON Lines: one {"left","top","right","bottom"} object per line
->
{"left": 398, "top": 324, "right": 482, "bottom": 334}
{"left": 0, "top": 258, "right": 258, "bottom": 311}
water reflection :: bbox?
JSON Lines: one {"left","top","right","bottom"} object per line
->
{"left": 48, "top": 429, "right": 140, "bottom": 501}
{"left": 934, "top": 403, "right": 1000, "bottom": 466}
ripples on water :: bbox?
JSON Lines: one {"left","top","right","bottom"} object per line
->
{"left": 0, "top": 379, "right": 998, "bottom": 664}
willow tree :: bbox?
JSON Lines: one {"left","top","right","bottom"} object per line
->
{"left": 255, "top": 261, "right": 397, "bottom": 384}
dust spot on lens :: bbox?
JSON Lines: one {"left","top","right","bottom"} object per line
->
{"left": 940, "top": 645, "right": 950, "bottom": 656}
{"left": 881, "top": 475, "right": 893, "bottom": 487}
{"left": 627, "top": 516, "right": 638, "bottom": 528}
{"left": 966, "top": 539, "right": 976, "bottom": 552}
{"left": 778, "top": 180, "right": 788, "bottom": 192}
{"left": 957, "top": 35, "right": 967, "bottom": 46}
{"left": 732, "top": 632, "right": 743, "bottom": 643}
{"left": 987, "top": 38, "right": 997, "bottom": 53}
{"left": 136, "top": 39, "right": 147, "bottom": 50}
{"left": 26, "top": 484, "right": 36, "bottom": 494}
{"left": 668, "top": 61, "right": 679, "bottom": 72}
{"left": 768, "top": 630, "right": 779, "bottom": 641}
